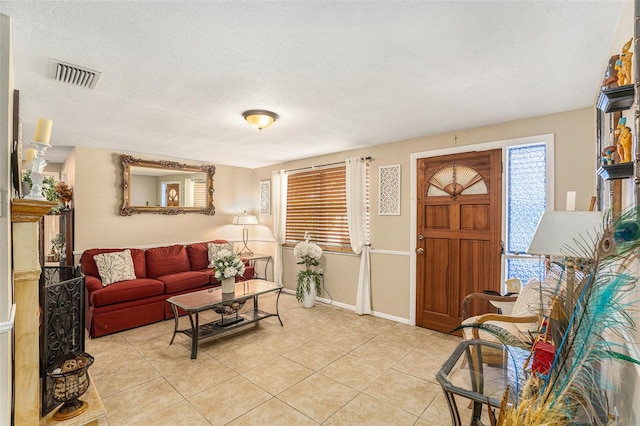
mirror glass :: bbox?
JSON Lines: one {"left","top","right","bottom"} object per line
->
{"left": 120, "top": 155, "right": 216, "bottom": 215}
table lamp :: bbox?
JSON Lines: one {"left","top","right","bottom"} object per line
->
{"left": 232, "top": 210, "right": 258, "bottom": 256}
{"left": 527, "top": 210, "right": 603, "bottom": 298}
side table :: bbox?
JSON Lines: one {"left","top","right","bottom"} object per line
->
{"left": 241, "top": 253, "right": 272, "bottom": 280}
{"left": 436, "top": 339, "right": 528, "bottom": 426}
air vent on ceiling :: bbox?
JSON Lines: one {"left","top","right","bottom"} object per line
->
{"left": 49, "top": 60, "right": 102, "bottom": 89}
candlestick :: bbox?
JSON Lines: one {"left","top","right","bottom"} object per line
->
{"left": 24, "top": 142, "right": 50, "bottom": 200}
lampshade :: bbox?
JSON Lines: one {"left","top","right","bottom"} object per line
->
{"left": 232, "top": 211, "right": 258, "bottom": 225}
{"left": 526, "top": 211, "right": 603, "bottom": 257}
{"left": 242, "top": 109, "right": 278, "bottom": 131}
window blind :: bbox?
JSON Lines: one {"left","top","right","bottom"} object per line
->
{"left": 286, "top": 166, "right": 351, "bottom": 251}
{"left": 193, "top": 180, "right": 206, "bottom": 207}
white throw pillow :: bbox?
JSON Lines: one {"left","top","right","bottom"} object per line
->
{"left": 511, "top": 278, "right": 546, "bottom": 317}
{"left": 207, "top": 242, "right": 234, "bottom": 268}
{"left": 93, "top": 249, "right": 137, "bottom": 286}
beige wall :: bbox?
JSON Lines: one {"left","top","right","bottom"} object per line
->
{"left": 0, "top": 13, "right": 13, "bottom": 425}
{"left": 73, "top": 147, "right": 261, "bottom": 251}
{"left": 69, "top": 108, "right": 596, "bottom": 319}
{"left": 254, "top": 107, "right": 596, "bottom": 321}
{"left": 73, "top": 107, "right": 597, "bottom": 321}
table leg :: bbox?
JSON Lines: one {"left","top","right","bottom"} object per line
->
{"left": 190, "top": 312, "right": 199, "bottom": 359}
{"left": 264, "top": 257, "right": 270, "bottom": 280}
{"left": 169, "top": 303, "right": 180, "bottom": 345}
{"left": 442, "top": 390, "right": 462, "bottom": 426}
{"left": 471, "top": 401, "right": 483, "bottom": 425}
{"left": 275, "top": 289, "right": 283, "bottom": 326}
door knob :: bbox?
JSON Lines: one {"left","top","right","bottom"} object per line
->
{"left": 416, "top": 248, "right": 424, "bottom": 255}
{"left": 418, "top": 234, "right": 424, "bottom": 240}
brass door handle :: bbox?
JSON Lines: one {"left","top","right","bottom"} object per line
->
{"left": 416, "top": 248, "right": 424, "bottom": 255}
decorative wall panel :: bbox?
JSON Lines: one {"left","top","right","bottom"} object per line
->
{"left": 379, "top": 164, "right": 401, "bottom": 215}
{"left": 260, "top": 180, "right": 271, "bottom": 215}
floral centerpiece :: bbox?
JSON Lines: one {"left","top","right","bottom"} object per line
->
{"left": 211, "top": 248, "right": 246, "bottom": 280}
{"left": 294, "top": 232, "right": 323, "bottom": 303}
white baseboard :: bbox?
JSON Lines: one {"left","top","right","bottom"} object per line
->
{"left": 280, "top": 288, "right": 411, "bottom": 325}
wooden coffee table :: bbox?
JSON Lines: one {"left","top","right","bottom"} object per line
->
{"left": 167, "top": 279, "right": 283, "bottom": 358}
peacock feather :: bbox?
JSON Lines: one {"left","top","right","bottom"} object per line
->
{"left": 507, "top": 208, "right": 640, "bottom": 425}
{"left": 460, "top": 208, "right": 640, "bottom": 425}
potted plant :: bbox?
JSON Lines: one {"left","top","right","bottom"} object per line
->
{"left": 49, "top": 233, "right": 65, "bottom": 262}
{"left": 294, "top": 232, "right": 323, "bottom": 308}
{"left": 211, "top": 248, "right": 246, "bottom": 293}
{"left": 22, "top": 171, "right": 62, "bottom": 214}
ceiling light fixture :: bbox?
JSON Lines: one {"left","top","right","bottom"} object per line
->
{"left": 242, "top": 109, "right": 278, "bottom": 131}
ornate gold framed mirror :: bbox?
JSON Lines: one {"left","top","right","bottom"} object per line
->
{"left": 119, "top": 154, "right": 216, "bottom": 216}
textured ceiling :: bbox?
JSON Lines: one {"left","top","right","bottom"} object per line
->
{"left": 0, "top": 1, "right": 625, "bottom": 168}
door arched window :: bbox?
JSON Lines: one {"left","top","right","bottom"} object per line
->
{"left": 427, "top": 163, "right": 488, "bottom": 199}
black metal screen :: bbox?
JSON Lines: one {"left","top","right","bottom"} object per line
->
{"left": 40, "top": 266, "right": 85, "bottom": 416}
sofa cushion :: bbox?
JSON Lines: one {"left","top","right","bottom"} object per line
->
{"left": 93, "top": 249, "right": 137, "bottom": 286}
{"left": 186, "top": 242, "right": 210, "bottom": 271}
{"left": 90, "top": 278, "right": 165, "bottom": 307}
{"left": 186, "top": 240, "right": 230, "bottom": 271}
{"left": 194, "top": 268, "right": 220, "bottom": 285}
{"left": 157, "top": 271, "right": 210, "bottom": 294}
{"left": 146, "top": 244, "right": 191, "bottom": 278}
{"left": 81, "top": 248, "right": 147, "bottom": 279}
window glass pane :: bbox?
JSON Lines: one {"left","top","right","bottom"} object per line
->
{"left": 506, "top": 258, "right": 544, "bottom": 285}
{"left": 507, "top": 144, "right": 547, "bottom": 254}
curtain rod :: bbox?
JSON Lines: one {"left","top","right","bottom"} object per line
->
{"left": 285, "top": 156, "right": 372, "bottom": 174}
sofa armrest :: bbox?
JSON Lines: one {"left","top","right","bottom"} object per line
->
{"left": 85, "top": 275, "right": 103, "bottom": 305}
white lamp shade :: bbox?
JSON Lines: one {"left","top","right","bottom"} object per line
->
{"left": 232, "top": 214, "right": 258, "bottom": 225}
{"left": 526, "top": 211, "right": 603, "bottom": 256}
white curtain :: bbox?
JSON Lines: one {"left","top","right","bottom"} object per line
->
{"left": 346, "top": 157, "right": 371, "bottom": 315}
{"left": 271, "top": 170, "right": 287, "bottom": 284}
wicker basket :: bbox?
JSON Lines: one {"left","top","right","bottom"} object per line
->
{"left": 47, "top": 351, "right": 94, "bottom": 420}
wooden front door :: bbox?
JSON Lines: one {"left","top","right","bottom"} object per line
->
{"left": 166, "top": 183, "right": 180, "bottom": 207}
{"left": 416, "top": 149, "right": 502, "bottom": 334}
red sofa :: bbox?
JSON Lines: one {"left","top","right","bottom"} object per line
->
{"left": 80, "top": 241, "right": 254, "bottom": 337}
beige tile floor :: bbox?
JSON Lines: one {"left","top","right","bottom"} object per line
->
{"left": 87, "top": 292, "right": 472, "bottom": 425}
